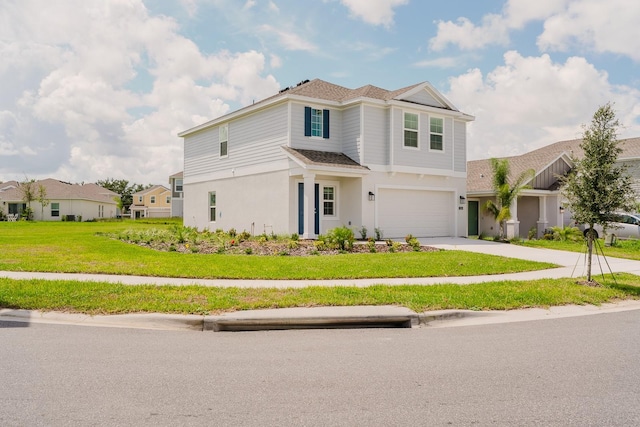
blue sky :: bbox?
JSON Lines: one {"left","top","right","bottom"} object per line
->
{"left": 1, "top": 0, "right": 639, "bottom": 185}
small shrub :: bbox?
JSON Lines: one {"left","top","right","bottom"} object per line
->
{"left": 528, "top": 227, "right": 537, "bottom": 240}
{"left": 550, "top": 226, "right": 582, "bottom": 242}
{"left": 405, "top": 234, "right": 414, "bottom": 243}
{"left": 228, "top": 228, "right": 237, "bottom": 238}
{"left": 375, "top": 227, "right": 383, "bottom": 241}
{"left": 238, "top": 230, "right": 251, "bottom": 242}
{"left": 244, "top": 247, "right": 253, "bottom": 255}
{"left": 325, "top": 226, "right": 355, "bottom": 251}
{"left": 385, "top": 239, "right": 393, "bottom": 247}
{"left": 216, "top": 246, "right": 226, "bottom": 254}
{"left": 190, "top": 247, "right": 200, "bottom": 253}
{"left": 278, "top": 250, "right": 290, "bottom": 256}
{"left": 367, "top": 240, "right": 377, "bottom": 253}
{"left": 288, "top": 240, "right": 299, "bottom": 250}
{"left": 407, "top": 237, "right": 421, "bottom": 251}
{"left": 168, "top": 244, "right": 177, "bottom": 252}
{"left": 314, "top": 240, "right": 327, "bottom": 251}
{"left": 359, "top": 226, "right": 368, "bottom": 240}
{"left": 258, "top": 236, "right": 268, "bottom": 245}
{"left": 290, "top": 233, "right": 299, "bottom": 241}
{"left": 389, "top": 241, "right": 402, "bottom": 253}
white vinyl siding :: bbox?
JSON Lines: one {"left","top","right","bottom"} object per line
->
{"left": 291, "top": 103, "right": 342, "bottom": 152}
{"left": 363, "top": 105, "right": 388, "bottom": 165}
{"left": 454, "top": 120, "right": 466, "bottom": 172}
{"left": 342, "top": 106, "right": 361, "bottom": 163}
{"left": 184, "top": 103, "right": 288, "bottom": 178}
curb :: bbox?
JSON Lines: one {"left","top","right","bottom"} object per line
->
{"left": 2, "top": 301, "right": 640, "bottom": 332}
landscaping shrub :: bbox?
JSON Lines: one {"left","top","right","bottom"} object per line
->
{"left": 325, "top": 226, "right": 355, "bottom": 251}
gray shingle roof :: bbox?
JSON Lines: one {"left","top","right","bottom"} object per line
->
{"left": 0, "top": 178, "right": 118, "bottom": 203}
{"left": 468, "top": 137, "right": 640, "bottom": 192}
{"left": 282, "top": 147, "right": 370, "bottom": 171}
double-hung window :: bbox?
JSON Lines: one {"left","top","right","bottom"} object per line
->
{"left": 51, "top": 203, "right": 60, "bottom": 217}
{"left": 175, "top": 179, "right": 183, "bottom": 192}
{"left": 166, "top": 196, "right": 171, "bottom": 204}
{"left": 219, "top": 125, "right": 228, "bottom": 158}
{"left": 323, "top": 186, "right": 335, "bottom": 216}
{"left": 304, "top": 107, "right": 330, "bottom": 138}
{"left": 404, "top": 112, "right": 418, "bottom": 148}
{"left": 209, "top": 192, "right": 216, "bottom": 222}
{"left": 430, "top": 117, "right": 444, "bottom": 151}
{"left": 150, "top": 196, "right": 156, "bottom": 204}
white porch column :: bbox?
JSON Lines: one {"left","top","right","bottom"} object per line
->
{"left": 505, "top": 198, "right": 520, "bottom": 239}
{"left": 302, "top": 173, "right": 317, "bottom": 239}
{"left": 536, "top": 196, "right": 548, "bottom": 238}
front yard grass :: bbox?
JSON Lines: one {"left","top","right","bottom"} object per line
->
{"left": 518, "top": 238, "right": 640, "bottom": 261}
{"left": 0, "top": 221, "right": 556, "bottom": 279}
{"left": 1, "top": 274, "right": 638, "bottom": 315}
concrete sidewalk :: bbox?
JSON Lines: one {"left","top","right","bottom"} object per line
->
{"left": 1, "top": 238, "right": 640, "bottom": 331}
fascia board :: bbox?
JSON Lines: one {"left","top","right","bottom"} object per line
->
{"left": 387, "top": 100, "right": 475, "bottom": 121}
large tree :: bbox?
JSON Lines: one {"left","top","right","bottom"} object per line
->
{"left": 484, "top": 158, "right": 534, "bottom": 239}
{"left": 561, "top": 103, "right": 635, "bottom": 282}
{"left": 96, "top": 178, "right": 151, "bottom": 213}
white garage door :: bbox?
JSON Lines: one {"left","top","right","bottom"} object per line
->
{"left": 378, "top": 189, "right": 453, "bottom": 238}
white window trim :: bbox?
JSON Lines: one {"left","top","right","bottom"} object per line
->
{"left": 311, "top": 107, "right": 323, "bottom": 138}
{"left": 403, "top": 111, "right": 419, "bottom": 150}
{"left": 322, "top": 185, "right": 337, "bottom": 218}
{"left": 219, "top": 124, "right": 228, "bottom": 159}
{"left": 429, "top": 115, "right": 445, "bottom": 153}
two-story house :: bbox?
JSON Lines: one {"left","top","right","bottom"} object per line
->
{"left": 130, "top": 185, "right": 172, "bottom": 219}
{"left": 178, "top": 79, "right": 474, "bottom": 238}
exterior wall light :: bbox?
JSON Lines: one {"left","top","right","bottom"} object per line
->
{"left": 459, "top": 195, "right": 466, "bottom": 205}
{"left": 368, "top": 191, "right": 375, "bottom": 202}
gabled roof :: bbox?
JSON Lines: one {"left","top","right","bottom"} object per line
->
{"left": 282, "top": 147, "right": 370, "bottom": 172}
{"left": 179, "top": 78, "right": 473, "bottom": 137}
{"left": 169, "top": 171, "right": 183, "bottom": 179}
{"left": 131, "top": 185, "right": 170, "bottom": 197}
{"left": 468, "top": 137, "right": 640, "bottom": 193}
{"left": 0, "top": 178, "right": 117, "bottom": 203}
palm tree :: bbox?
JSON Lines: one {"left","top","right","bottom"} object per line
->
{"left": 484, "top": 158, "right": 534, "bottom": 239}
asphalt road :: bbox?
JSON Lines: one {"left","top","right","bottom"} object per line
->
{"left": 2, "top": 311, "right": 640, "bottom": 426}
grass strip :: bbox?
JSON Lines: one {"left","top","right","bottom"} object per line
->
{"left": 1, "top": 274, "right": 639, "bottom": 315}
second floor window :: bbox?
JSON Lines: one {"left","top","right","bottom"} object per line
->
{"left": 219, "top": 125, "right": 228, "bottom": 157}
{"left": 404, "top": 112, "right": 418, "bottom": 148}
{"left": 430, "top": 117, "right": 443, "bottom": 151}
{"left": 150, "top": 196, "right": 156, "bottom": 204}
{"left": 304, "top": 106, "right": 330, "bottom": 139}
{"left": 175, "top": 179, "right": 183, "bottom": 192}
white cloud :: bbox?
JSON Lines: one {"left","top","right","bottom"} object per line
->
{"left": 339, "top": 0, "right": 408, "bottom": 28}
{"left": 537, "top": 0, "right": 640, "bottom": 61}
{"left": 242, "top": 0, "right": 256, "bottom": 11}
{"left": 0, "top": 0, "right": 280, "bottom": 184}
{"left": 429, "top": 0, "right": 568, "bottom": 51}
{"left": 260, "top": 24, "right": 318, "bottom": 52}
{"left": 268, "top": 1, "right": 279, "bottom": 13}
{"left": 445, "top": 51, "right": 640, "bottom": 160}
{"left": 413, "top": 56, "right": 464, "bottom": 69}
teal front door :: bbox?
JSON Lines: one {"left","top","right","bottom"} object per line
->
{"left": 468, "top": 201, "right": 479, "bottom": 236}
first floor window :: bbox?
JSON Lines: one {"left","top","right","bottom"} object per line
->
{"left": 51, "top": 203, "right": 60, "bottom": 217}
{"left": 430, "top": 117, "right": 443, "bottom": 151}
{"left": 209, "top": 192, "right": 216, "bottom": 222}
{"left": 404, "top": 112, "right": 418, "bottom": 148}
{"left": 323, "top": 186, "right": 335, "bottom": 216}
{"left": 166, "top": 196, "right": 171, "bottom": 204}
{"left": 219, "top": 125, "right": 228, "bottom": 157}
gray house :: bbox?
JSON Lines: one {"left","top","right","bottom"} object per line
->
{"left": 467, "top": 137, "right": 640, "bottom": 239}
{"left": 179, "top": 79, "right": 474, "bottom": 238}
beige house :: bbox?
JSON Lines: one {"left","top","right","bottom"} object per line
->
{"left": 467, "top": 137, "right": 640, "bottom": 239}
{"left": 130, "top": 185, "right": 171, "bottom": 219}
{"left": 0, "top": 178, "right": 118, "bottom": 221}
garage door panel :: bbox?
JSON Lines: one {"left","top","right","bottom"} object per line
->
{"left": 378, "top": 189, "right": 452, "bottom": 238}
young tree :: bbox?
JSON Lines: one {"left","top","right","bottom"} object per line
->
{"left": 19, "top": 178, "right": 36, "bottom": 220}
{"left": 484, "top": 158, "right": 534, "bottom": 239}
{"left": 561, "top": 103, "right": 635, "bottom": 282}
{"left": 37, "top": 184, "right": 50, "bottom": 220}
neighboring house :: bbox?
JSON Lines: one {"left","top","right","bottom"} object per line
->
{"left": 169, "top": 171, "right": 184, "bottom": 218}
{"left": 130, "top": 185, "right": 172, "bottom": 219}
{"left": 466, "top": 137, "right": 640, "bottom": 239}
{"left": 0, "top": 178, "right": 117, "bottom": 221}
{"left": 178, "top": 78, "right": 474, "bottom": 238}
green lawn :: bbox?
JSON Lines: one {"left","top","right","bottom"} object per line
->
{"left": 1, "top": 275, "right": 638, "bottom": 315}
{"left": 1, "top": 221, "right": 639, "bottom": 315}
{"left": 518, "top": 238, "right": 640, "bottom": 261}
{"left": 0, "top": 221, "right": 556, "bottom": 280}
